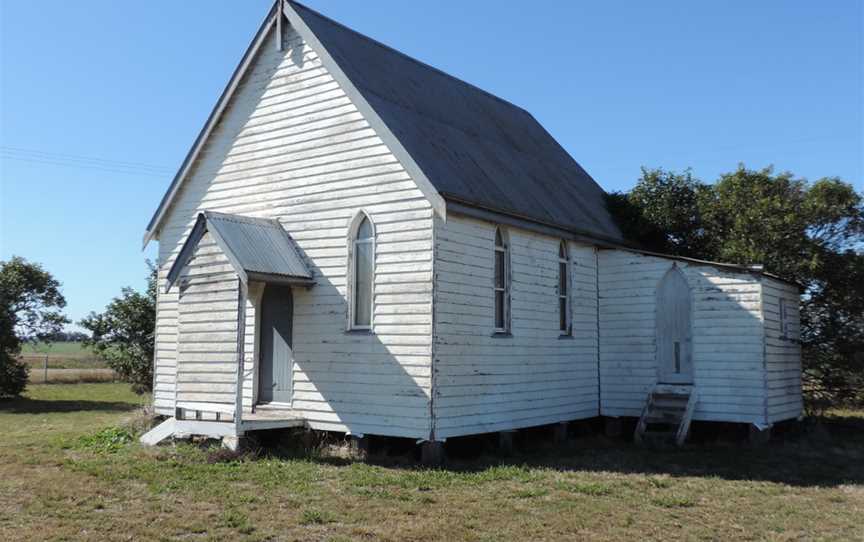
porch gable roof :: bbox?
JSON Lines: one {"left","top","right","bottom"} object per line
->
{"left": 165, "top": 211, "right": 314, "bottom": 291}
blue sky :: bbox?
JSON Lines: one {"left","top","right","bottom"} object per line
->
{"left": 1, "top": 0, "right": 861, "bottom": 329}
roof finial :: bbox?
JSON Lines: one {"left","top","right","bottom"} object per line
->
{"left": 276, "top": 0, "right": 284, "bottom": 52}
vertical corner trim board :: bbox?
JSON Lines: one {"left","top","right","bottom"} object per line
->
{"left": 234, "top": 278, "right": 248, "bottom": 434}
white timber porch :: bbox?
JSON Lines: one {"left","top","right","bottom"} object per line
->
{"left": 140, "top": 401, "right": 305, "bottom": 446}
{"left": 175, "top": 401, "right": 305, "bottom": 433}
{"left": 141, "top": 211, "right": 315, "bottom": 447}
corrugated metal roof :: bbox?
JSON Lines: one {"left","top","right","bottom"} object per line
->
{"left": 205, "top": 212, "right": 312, "bottom": 280}
{"left": 603, "top": 247, "right": 802, "bottom": 289}
{"left": 166, "top": 211, "right": 313, "bottom": 291}
{"left": 288, "top": 1, "right": 624, "bottom": 243}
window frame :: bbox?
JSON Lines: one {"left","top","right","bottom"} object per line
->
{"left": 558, "top": 240, "right": 571, "bottom": 335}
{"left": 493, "top": 226, "right": 511, "bottom": 334}
{"left": 779, "top": 297, "right": 789, "bottom": 339}
{"left": 349, "top": 212, "right": 375, "bottom": 331}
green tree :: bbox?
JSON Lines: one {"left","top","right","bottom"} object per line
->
{"left": 702, "top": 168, "right": 815, "bottom": 283}
{"left": 80, "top": 263, "right": 156, "bottom": 394}
{"left": 0, "top": 256, "right": 69, "bottom": 397}
{"left": 605, "top": 168, "right": 719, "bottom": 258}
{"left": 609, "top": 165, "right": 864, "bottom": 411}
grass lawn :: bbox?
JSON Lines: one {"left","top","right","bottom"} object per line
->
{"left": 1, "top": 384, "right": 862, "bottom": 541}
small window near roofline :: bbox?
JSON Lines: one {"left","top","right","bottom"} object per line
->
{"left": 779, "top": 297, "right": 789, "bottom": 339}
{"left": 350, "top": 213, "right": 375, "bottom": 329}
{"left": 493, "top": 227, "right": 511, "bottom": 333}
{"left": 558, "top": 240, "right": 571, "bottom": 335}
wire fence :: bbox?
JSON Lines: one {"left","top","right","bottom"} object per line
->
{"left": 19, "top": 351, "right": 118, "bottom": 384}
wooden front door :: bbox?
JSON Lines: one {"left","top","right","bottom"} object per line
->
{"left": 259, "top": 284, "right": 293, "bottom": 404}
{"left": 656, "top": 267, "right": 693, "bottom": 384}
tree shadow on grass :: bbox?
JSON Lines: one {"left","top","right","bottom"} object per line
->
{"left": 0, "top": 397, "right": 140, "bottom": 415}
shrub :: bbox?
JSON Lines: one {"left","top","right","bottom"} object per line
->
{"left": 0, "top": 348, "right": 28, "bottom": 398}
{"left": 80, "top": 263, "right": 156, "bottom": 394}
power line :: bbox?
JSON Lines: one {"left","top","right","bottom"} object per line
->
{"left": 0, "top": 146, "right": 174, "bottom": 172}
{"left": 0, "top": 146, "right": 175, "bottom": 178}
{"left": 0, "top": 154, "right": 172, "bottom": 178}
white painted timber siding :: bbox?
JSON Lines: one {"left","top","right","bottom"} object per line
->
{"left": 152, "top": 24, "right": 433, "bottom": 438}
{"left": 432, "top": 214, "right": 599, "bottom": 439}
{"left": 762, "top": 277, "right": 802, "bottom": 422}
{"left": 153, "top": 274, "right": 178, "bottom": 414}
{"left": 174, "top": 232, "right": 241, "bottom": 412}
{"left": 598, "top": 250, "right": 768, "bottom": 424}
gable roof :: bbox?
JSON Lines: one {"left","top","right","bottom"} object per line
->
{"left": 286, "top": 1, "right": 623, "bottom": 243}
{"left": 145, "top": 0, "right": 624, "bottom": 247}
{"left": 165, "top": 211, "right": 314, "bottom": 291}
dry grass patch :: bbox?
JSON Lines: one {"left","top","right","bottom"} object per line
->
{"left": 26, "top": 368, "right": 117, "bottom": 385}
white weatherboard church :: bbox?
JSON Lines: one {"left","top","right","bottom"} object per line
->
{"left": 141, "top": 1, "right": 802, "bottom": 456}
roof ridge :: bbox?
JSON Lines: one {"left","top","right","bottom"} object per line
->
{"left": 203, "top": 210, "right": 279, "bottom": 226}
{"left": 287, "top": 1, "right": 530, "bottom": 115}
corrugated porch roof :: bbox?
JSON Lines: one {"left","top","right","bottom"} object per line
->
{"left": 165, "top": 211, "right": 314, "bottom": 291}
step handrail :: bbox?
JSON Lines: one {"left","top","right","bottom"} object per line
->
{"left": 675, "top": 389, "right": 698, "bottom": 447}
{"left": 633, "top": 386, "right": 657, "bottom": 444}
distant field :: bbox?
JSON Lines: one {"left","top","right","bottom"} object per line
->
{"left": 19, "top": 341, "right": 109, "bottom": 372}
{"left": 21, "top": 341, "right": 90, "bottom": 356}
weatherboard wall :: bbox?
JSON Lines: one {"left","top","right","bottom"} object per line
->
{"left": 153, "top": 24, "right": 433, "bottom": 438}
{"left": 153, "top": 275, "right": 177, "bottom": 413}
{"left": 432, "top": 214, "right": 600, "bottom": 439}
{"left": 173, "top": 232, "right": 242, "bottom": 412}
{"left": 761, "top": 277, "right": 803, "bottom": 423}
{"left": 598, "top": 250, "right": 769, "bottom": 424}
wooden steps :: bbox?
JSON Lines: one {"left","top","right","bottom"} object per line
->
{"left": 139, "top": 404, "right": 305, "bottom": 446}
{"left": 139, "top": 417, "right": 238, "bottom": 445}
{"left": 634, "top": 385, "right": 697, "bottom": 447}
{"left": 139, "top": 418, "right": 177, "bottom": 446}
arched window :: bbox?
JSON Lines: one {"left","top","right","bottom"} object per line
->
{"left": 779, "top": 298, "right": 790, "bottom": 339}
{"left": 350, "top": 213, "right": 375, "bottom": 329}
{"left": 558, "top": 240, "right": 570, "bottom": 334}
{"left": 494, "top": 227, "right": 510, "bottom": 333}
